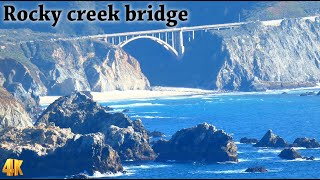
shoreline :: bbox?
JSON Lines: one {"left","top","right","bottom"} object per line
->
{"left": 39, "top": 86, "right": 320, "bottom": 106}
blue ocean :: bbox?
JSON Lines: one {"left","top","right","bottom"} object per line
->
{"left": 97, "top": 88, "right": 320, "bottom": 179}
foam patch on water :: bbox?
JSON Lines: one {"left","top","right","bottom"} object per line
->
{"left": 238, "top": 158, "right": 251, "bottom": 162}
{"left": 91, "top": 171, "right": 126, "bottom": 178}
{"left": 131, "top": 115, "right": 172, "bottom": 119}
{"left": 217, "top": 161, "right": 238, "bottom": 164}
{"left": 203, "top": 169, "right": 247, "bottom": 174}
{"left": 109, "top": 103, "right": 165, "bottom": 108}
{"left": 256, "top": 157, "right": 276, "bottom": 160}
{"left": 279, "top": 158, "right": 320, "bottom": 162}
{"left": 257, "top": 149, "right": 282, "bottom": 154}
{"left": 124, "top": 164, "right": 171, "bottom": 170}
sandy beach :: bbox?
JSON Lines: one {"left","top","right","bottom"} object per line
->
{"left": 39, "top": 87, "right": 217, "bottom": 106}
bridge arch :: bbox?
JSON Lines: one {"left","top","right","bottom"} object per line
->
{"left": 118, "top": 36, "right": 179, "bottom": 57}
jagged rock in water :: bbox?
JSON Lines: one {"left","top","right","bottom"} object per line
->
{"left": 291, "top": 137, "right": 320, "bottom": 148}
{"left": 0, "top": 122, "right": 74, "bottom": 163}
{"left": 0, "top": 30, "right": 150, "bottom": 96}
{"left": 240, "top": 137, "right": 258, "bottom": 144}
{"left": 245, "top": 167, "right": 268, "bottom": 173}
{"left": 299, "top": 92, "right": 316, "bottom": 96}
{"left": 36, "top": 92, "right": 156, "bottom": 161}
{"left": 32, "top": 133, "right": 123, "bottom": 176}
{"left": 254, "top": 130, "right": 288, "bottom": 148}
{"left": 152, "top": 123, "right": 238, "bottom": 163}
{"left": 0, "top": 87, "right": 33, "bottom": 131}
{"left": 147, "top": 131, "right": 165, "bottom": 138}
{"left": 278, "top": 148, "right": 302, "bottom": 160}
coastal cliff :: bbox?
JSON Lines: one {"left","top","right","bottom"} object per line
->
{"left": 0, "top": 29, "right": 150, "bottom": 96}
{"left": 0, "top": 87, "right": 33, "bottom": 131}
{"left": 179, "top": 17, "right": 320, "bottom": 91}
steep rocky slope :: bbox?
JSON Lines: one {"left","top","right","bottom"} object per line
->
{"left": 0, "top": 29, "right": 150, "bottom": 96}
{"left": 36, "top": 92, "right": 156, "bottom": 161}
{"left": 178, "top": 16, "right": 320, "bottom": 91}
{"left": 0, "top": 87, "right": 33, "bottom": 131}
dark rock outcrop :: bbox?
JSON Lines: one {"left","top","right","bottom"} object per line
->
{"left": 0, "top": 87, "right": 33, "bottom": 131}
{"left": 0, "top": 122, "right": 73, "bottom": 163}
{"left": 36, "top": 92, "right": 156, "bottom": 161}
{"left": 300, "top": 92, "right": 316, "bottom": 96}
{"left": 278, "top": 148, "right": 302, "bottom": 160}
{"left": 245, "top": 167, "right": 267, "bottom": 173}
{"left": 153, "top": 123, "right": 238, "bottom": 163}
{"left": 147, "top": 131, "right": 165, "bottom": 138}
{"left": 0, "top": 124, "right": 123, "bottom": 177}
{"left": 33, "top": 133, "right": 123, "bottom": 176}
{"left": 291, "top": 138, "right": 320, "bottom": 148}
{"left": 240, "top": 137, "right": 258, "bottom": 144}
{"left": 254, "top": 130, "right": 288, "bottom": 148}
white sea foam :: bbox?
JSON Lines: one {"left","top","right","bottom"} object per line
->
{"left": 257, "top": 149, "right": 282, "bottom": 154}
{"left": 130, "top": 115, "right": 172, "bottom": 119}
{"left": 234, "top": 142, "right": 241, "bottom": 144}
{"left": 91, "top": 171, "right": 126, "bottom": 178}
{"left": 256, "top": 157, "right": 276, "bottom": 160}
{"left": 124, "top": 164, "right": 171, "bottom": 170}
{"left": 204, "top": 169, "right": 247, "bottom": 174}
{"left": 279, "top": 158, "right": 320, "bottom": 162}
{"left": 217, "top": 161, "right": 238, "bottom": 164}
{"left": 238, "top": 158, "right": 251, "bottom": 162}
{"left": 109, "top": 103, "right": 165, "bottom": 108}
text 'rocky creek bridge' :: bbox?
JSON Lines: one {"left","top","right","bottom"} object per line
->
{"left": 58, "top": 15, "right": 319, "bottom": 58}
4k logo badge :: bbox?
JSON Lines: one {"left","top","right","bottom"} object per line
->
{"left": 2, "top": 159, "right": 23, "bottom": 176}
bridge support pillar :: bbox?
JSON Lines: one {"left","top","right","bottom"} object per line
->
{"left": 175, "top": 30, "right": 185, "bottom": 59}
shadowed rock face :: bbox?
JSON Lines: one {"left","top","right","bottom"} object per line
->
{"left": 0, "top": 87, "right": 33, "bottom": 131}
{"left": 291, "top": 138, "right": 320, "bottom": 148}
{"left": 36, "top": 92, "right": 156, "bottom": 161}
{"left": 254, "top": 130, "right": 288, "bottom": 148}
{"left": 245, "top": 167, "right": 267, "bottom": 173}
{"left": 0, "top": 128, "right": 123, "bottom": 177}
{"left": 278, "top": 148, "right": 302, "bottom": 160}
{"left": 0, "top": 30, "right": 150, "bottom": 96}
{"left": 152, "top": 123, "right": 238, "bottom": 163}
{"left": 240, "top": 137, "right": 258, "bottom": 144}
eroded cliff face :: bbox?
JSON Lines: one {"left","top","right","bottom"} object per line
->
{"left": 0, "top": 87, "right": 33, "bottom": 131}
{"left": 211, "top": 17, "right": 320, "bottom": 91}
{"left": 177, "top": 16, "right": 320, "bottom": 91}
{"left": 0, "top": 29, "right": 150, "bottom": 96}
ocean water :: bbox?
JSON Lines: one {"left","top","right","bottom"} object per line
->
{"left": 99, "top": 88, "right": 320, "bottom": 179}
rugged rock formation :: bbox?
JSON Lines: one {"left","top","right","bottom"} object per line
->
{"left": 254, "top": 130, "right": 288, "bottom": 148}
{"left": 147, "top": 131, "right": 165, "bottom": 138}
{"left": 0, "top": 123, "right": 123, "bottom": 177}
{"left": 152, "top": 123, "right": 238, "bottom": 163}
{"left": 0, "top": 87, "right": 33, "bottom": 131}
{"left": 0, "top": 123, "right": 73, "bottom": 162}
{"left": 245, "top": 167, "right": 267, "bottom": 173}
{"left": 178, "top": 16, "right": 320, "bottom": 91}
{"left": 278, "top": 148, "right": 302, "bottom": 160}
{"left": 240, "top": 137, "right": 258, "bottom": 144}
{"left": 5, "top": 83, "right": 41, "bottom": 119}
{"left": 291, "top": 138, "right": 320, "bottom": 148}
{"left": 0, "top": 29, "right": 150, "bottom": 96}
{"left": 300, "top": 92, "right": 316, "bottom": 96}
{"left": 36, "top": 92, "right": 156, "bottom": 161}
